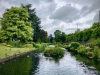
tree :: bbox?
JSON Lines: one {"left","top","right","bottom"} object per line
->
{"left": 60, "top": 32, "right": 66, "bottom": 42}
{"left": 40, "top": 29, "right": 48, "bottom": 42}
{"left": 54, "top": 30, "right": 62, "bottom": 42}
{"left": 92, "top": 27, "right": 100, "bottom": 39}
{"left": 0, "top": 7, "right": 33, "bottom": 42}
{"left": 91, "top": 22, "right": 99, "bottom": 29}
{"left": 82, "top": 29, "right": 92, "bottom": 41}
{"left": 54, "top": 30, "right": 66, "bottom": 42}
{"left": 21, "top": 4, "right": 41, "bottom": 42}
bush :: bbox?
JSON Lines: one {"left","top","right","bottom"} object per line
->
{"left": 88, "top": 38, "right": 100, "bottom": 47}
{"left": 93, "top": 46, "right": 100, "bottom": 60}
{"left": 70, "top": 42, "right": 80, "bottom": 50}
{"left": 86, "top": 52, "right": 93, "bottom": 57}
{"left": 63, "top": 45, "right": 70, "bottom": 49}
{"left": 22, "top": 44, "right": 33, "bottom": 47}
{"left": 33, "top": 43, "right": 41, "bottom": 48}
{"left": 7, "top": 41, "right": 24, "bottom": 48}
{"left": 77, "top": 45, "right": 89, "bottom": 55}
{"left": 43, "top": 47, "right": 65, "bottom": 57}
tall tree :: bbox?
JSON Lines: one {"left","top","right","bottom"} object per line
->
{"left": 0, "top": 7, "right": 33, "bottom": 42}
{"left": 21, "top": 4, "right": 41, "bottom": 42}
{"left": 54, "top": 30, "right": 66, "bottom": 42}
{"left": 40, "top": 29, "right": 48, "bottom": 42}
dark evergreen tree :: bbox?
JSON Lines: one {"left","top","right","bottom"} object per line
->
{"left": 21, "top": 4, "right": 41, "bottom": 42}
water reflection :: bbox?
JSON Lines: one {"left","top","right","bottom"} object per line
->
{"left": 0, "top": 51, "right": 40, "bottom": 75}
{"left": 70, "top": 52, "right": 100, "bottom": 75}
{"left": 0, "top": 50, "right": 100, "bottom": 75}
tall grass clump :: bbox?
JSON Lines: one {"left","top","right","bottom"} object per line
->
{"left": 88, "top": 38, "right": 100, "bottom": 47}
{"left": 77, "top": 45, "right": 89, "bottom": 55}
{"left": 7, "top": 41, "right": 24, "bottom": 48}
{"left": 43, "top": 47, "right": 65, "bottom": 57}
{"left": 93, "top": 46, "right": 100, "bottom": 60}
{"left": 70, "top": 42, "right": 80, "bottom": 50}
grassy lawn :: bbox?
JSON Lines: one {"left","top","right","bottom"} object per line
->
{"left": 0, "top": 44, "right": 35, "bottom": 59}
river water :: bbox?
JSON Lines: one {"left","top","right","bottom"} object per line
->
{"left": 0, "top": 50, "right": 100, "bottom": 75}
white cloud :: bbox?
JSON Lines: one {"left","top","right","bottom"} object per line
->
{"left": 0, "top": 0, "right": 100, "bottom": 35}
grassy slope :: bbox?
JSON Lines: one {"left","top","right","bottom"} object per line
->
{"left": 0, "top": 44, "right": 35, "bottom": 59}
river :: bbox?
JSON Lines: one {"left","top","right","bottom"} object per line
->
{"left": 0, "top": 50, "right": 100, "bottom": 75}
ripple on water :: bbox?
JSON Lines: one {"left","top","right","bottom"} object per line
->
{"left": 32, "top": 51, "right": 100, "bottom": 75}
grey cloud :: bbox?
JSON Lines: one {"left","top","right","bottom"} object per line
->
{"left": 80, "top": 0, "right": 100, "bottom": 17}
{"left": 62, "top": 0, "right": 95, "bottom": 6}
{"left": 50, "top": 4, "right": 80, "bottom": 22}
{"left": 93, "top": 12, "right": 99, "bottom": 22}
{"left": 36, "top": 2, "right": 57, "bottom": 20}
{"left": 80, "top": 6, "right": 90, "bottom": 17}
{"left": 89, "top": 0, "right": 100, "bottom": 12}
{"left": 0, "top": 0, "right": 100, "bottom": 35}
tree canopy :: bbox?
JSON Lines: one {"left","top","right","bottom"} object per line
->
{"left": 21, "top": 4, "right": 41, "bottom": 42}
{"left": 0, "top": 7, "right": 33, "bottom": 42}
{"left": 54, "top": 30, "right": 66, "bottom": 42}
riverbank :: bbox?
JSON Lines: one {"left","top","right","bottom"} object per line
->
{"left": 63, "top": 42, "right": 100, "bottom": 61}
{"left": 0, "top": 42, "right": 48, "bottom": 64}
{"left": 0, "top": 43, "right": 35, "bottom": 64}
{"left": 0, "top": 44, "right": 36, "bottom": 64}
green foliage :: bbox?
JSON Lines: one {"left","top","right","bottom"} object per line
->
{"left": 86, "top": 52, "right": 93, "bottom": 57}
{"left": 21, "top": 4, "right": 42, "bottom": 42}
{"left": 91, "top": 22, "right": 99, "bottom": 29}
{"left": 40, "top": 29, "right": 48, "bottom": 42}
{"left": 0, "top": 7, "right": 33, "bottom": 42}
{"left": 54, "top": 30, "right": 66, "bottom": 42}
{"left": 56, "top": 42, "right": 63, "bottom": 47}
{"left": 74, "top": 31, "right": 83, "bottom": 41}
{"left": 65, "top": 22, "right": 99, "bottom": 42}
{"left": 70, "top": 42, "right": 80, "bottom": 50}
{"left": 43, "top": 47, "right": 65, "bottom": 57}
{"left": 77, "top": 45, "right": 89, "bottom": 55}
{"left": 22, "top": 43, "right": 33, "bottom": 47}
{"left": 63, "top": 45, "right": 70, "bottom": 49}
{"left": 7, "top": 41, "right": 24, "bottom": 48}
{"left": 66, "top": 34, "right": 74, "bottom": 42}
{"left": 88, "top": 38, "right": 100, "bottom": 47}
{"left": 93, "top": 46, "right": 100, "bottom": 60}
{"left": 33, "top": 43, "right": 41, "bottom": 48}
{"left": 92, "top": 27, "right": 100, "bottom": 39}
{"left": 82, "top": 29, "right": 92, "bottom": 41}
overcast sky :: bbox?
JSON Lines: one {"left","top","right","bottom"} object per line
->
{"left": 0, "top": 0, "right": 100, "bottom": 35}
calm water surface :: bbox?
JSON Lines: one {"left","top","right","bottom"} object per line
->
{"left": 0, "top": 50, "right": 100, "bottom": 75}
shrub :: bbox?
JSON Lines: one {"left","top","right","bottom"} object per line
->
{"left": 22, "top": 44, "right": 33, "bottom": 47}
{"left": 7, "top": 41, "right": 24, "bottom": 48}
{"left": 86, "top": 52, "right": 93, "bottom": 57}
{"left": 93, "top": 46, "right": 100, "bottom": 60}
{"left": 43, "top": 47, "right": 65, "bottom": 57}
{"left": 70, "top": 42, "right": 80, "bottom": 50}
{"left": 63, "top": 45, "right": 70, "bottom": 49}
{"left": 33, "top": 43, "right": 41, "bottom": 48}
{"left": 77, "top": 45, "right": 89, "bottom": 55}
{"left": 88, "top": 38, "right": 100, "bottom": 47}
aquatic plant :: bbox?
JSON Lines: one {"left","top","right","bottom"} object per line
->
{"left": 93, "top": 46, "right": 100, "bottom": 60}
{"left": 77, "top": 45, "right": 89, "bottom": 55}
{"left": 43, "top": 47, "right": 65, "bottom": 57}
{"left": 70, "top": 42, "right": 80, "bottom": 50}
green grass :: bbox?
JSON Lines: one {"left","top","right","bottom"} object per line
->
{"left": 0, "top": 44, "right": 35, "bottom": 59}
{"left": 77, "top": 45, "right": 89, "bottom": 55}
{"left": 93, "top": 46, "right": 100, "bottom": 60}
{"left": 88, "top": 38, "right": 100, "bottom": 47}
{"left": 70, "top": 42, "right": 80, "bottom": 50}
{"left": 43, "top": 46, "right": 65, "bottom": 57}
